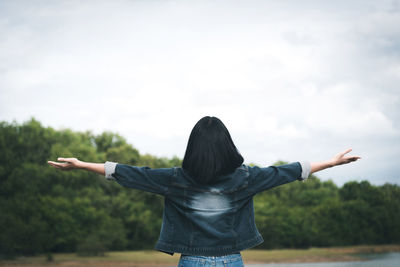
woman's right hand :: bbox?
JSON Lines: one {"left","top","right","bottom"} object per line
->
{"left": 48, "top": 157, "right": 83, "bottom": 170}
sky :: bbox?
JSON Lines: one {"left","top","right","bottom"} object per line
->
{"left": 1, "top": 0, "right": 399, "bottom": 186}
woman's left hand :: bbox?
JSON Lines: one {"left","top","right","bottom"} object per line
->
{"left": 331, "top": 148, "right": 361, "bottom": 166}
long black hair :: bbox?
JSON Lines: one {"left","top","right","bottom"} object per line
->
{"left": 182, "top": 116, "right": 244, "bottom": 184}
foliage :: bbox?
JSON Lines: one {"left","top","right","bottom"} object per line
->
{"left": 0, "top": 118, "right": 399, "bottom": 258}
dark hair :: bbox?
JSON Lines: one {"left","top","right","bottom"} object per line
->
{"left": 182, "top": 116, "right": 244, "bottom": 184}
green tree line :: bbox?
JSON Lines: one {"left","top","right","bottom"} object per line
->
{"left": 0, "top": 119, "right": 399, "bottom": 258}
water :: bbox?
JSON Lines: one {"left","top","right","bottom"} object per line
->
{"left": 247, "top": 252, "right": 400, "bottom": 267}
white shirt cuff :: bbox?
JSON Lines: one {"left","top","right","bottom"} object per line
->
{"left": 105, "top": 161, "right": 117, "bottom": 180}
{"left": 299, "top": 161, "right": 311, "bottom": 181}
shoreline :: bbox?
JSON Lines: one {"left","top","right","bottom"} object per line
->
{"left": 242, "top": 245, "right": 400, "bottom": 264}
{"left": 1, "top": 245, "right": 399, "bottom": 267}
{"left": 244, "top": 254, "right": 369, "bottom": 264}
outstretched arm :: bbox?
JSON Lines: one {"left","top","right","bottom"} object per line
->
{"left": 310, "top": 148, "right": 361, "bottom": 174}
{"left": 48, "top": 158, "right": 171, "bottom": 195}
{"left": 48, "top": 158, "right": 105, "bottom": 175}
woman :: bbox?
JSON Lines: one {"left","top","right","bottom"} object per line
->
{"left": 48, "top": 116, "right": 360, "bottom": 267}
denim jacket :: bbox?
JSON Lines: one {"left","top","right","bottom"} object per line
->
{"left": 105, "top": 161, "right": 310, "bottom": 256}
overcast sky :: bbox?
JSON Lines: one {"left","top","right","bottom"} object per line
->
{"left": 1, "top": 0, "right": 399, "bottom": 186}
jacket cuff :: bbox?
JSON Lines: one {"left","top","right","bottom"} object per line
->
{"left": 299, "top": 161, "right": 311, "bottom": 181}
{"left": 105, "top": 161, "right": 117, "bottom": 180}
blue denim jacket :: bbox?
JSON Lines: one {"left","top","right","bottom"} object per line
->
{"left": 105, "top": 161, "right": 310, "bottom": 256}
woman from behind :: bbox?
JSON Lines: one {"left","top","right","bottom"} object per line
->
{"left": 48, "top": 116, "right": 360, "bottom": 267}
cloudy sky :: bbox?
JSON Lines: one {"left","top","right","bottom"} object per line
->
{"left": 1, "top": 0, "right": 399, "bottom": 186}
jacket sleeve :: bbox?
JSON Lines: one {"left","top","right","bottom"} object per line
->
{"left": 105, "top": 161, "right": 172, "bottom": 195}
{"left": 248, "top": 161, "right": 310, "bottom": 194}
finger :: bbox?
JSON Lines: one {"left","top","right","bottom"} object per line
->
{"left": 48, "top": 162, "right": 59, "bottom": 167}
{"left": 48, "top": 161, "right": 57, "bottom": 166}
{"left": 49, "top": 161, "right": 68, "bottom": 168}
{"left": 48, "top": 162, "right": 61, "bottom": 168}
{"left": 341, "top": 148, "right": 352, "bottom": 156}
{"left": 344, "top": 156, "right": 361, "bottom": 162}
{"left": 57, "top": 157, "right": 71, "bottom": 162}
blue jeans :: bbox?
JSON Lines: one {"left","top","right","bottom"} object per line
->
{"left": 178, "top": 254, "right": 244, "bottom": 267}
